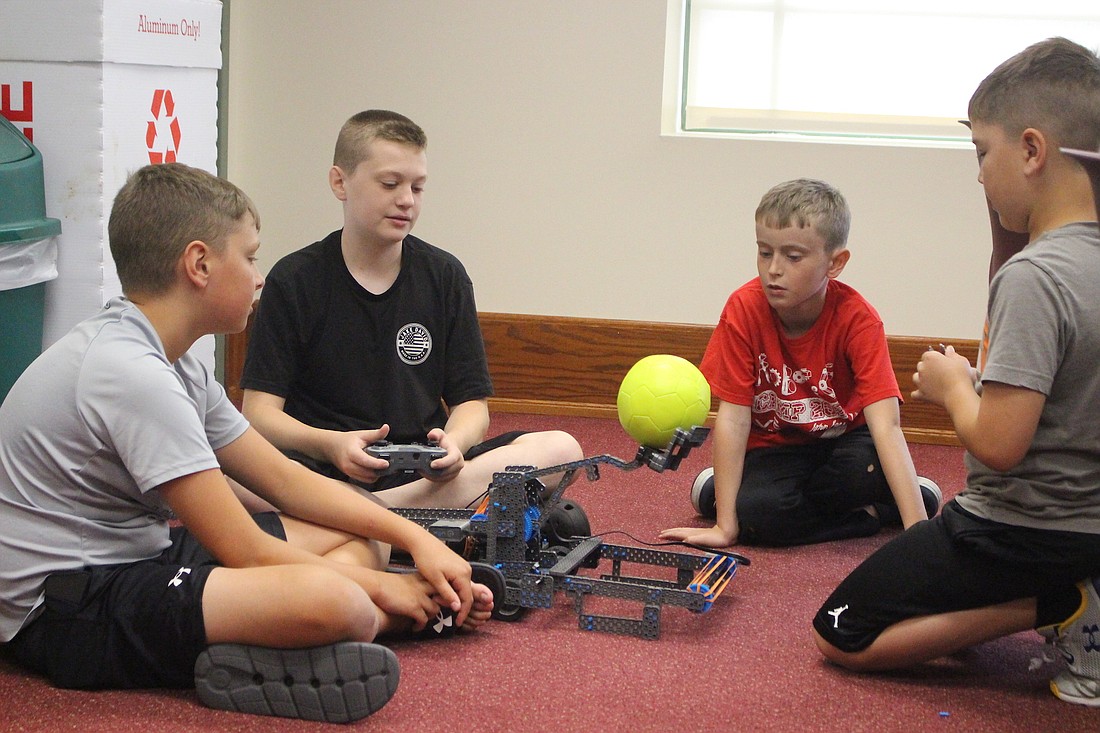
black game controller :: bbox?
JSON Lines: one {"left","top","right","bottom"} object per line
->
{"left": 366, "top": 440, "right": 448, "bottom": 477}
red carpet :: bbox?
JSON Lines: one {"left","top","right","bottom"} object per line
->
{"left": 2, "top": 413, "right": 1096, "bottom": 732}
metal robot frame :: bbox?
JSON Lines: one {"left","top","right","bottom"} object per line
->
{"left": 392, "top": 426, "right": 748, "bottom": 640}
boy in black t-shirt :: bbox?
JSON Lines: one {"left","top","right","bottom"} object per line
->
{"left": 242, "top": 110, "right": 583, "bottom": 509}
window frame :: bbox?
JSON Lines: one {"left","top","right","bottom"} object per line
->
{"left": 664, "top": 0, "right": 1100, "bottom": 148}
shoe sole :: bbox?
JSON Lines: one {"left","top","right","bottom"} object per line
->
{"left": 918, "top": 477, "right": 943, "bottom": 518}
{"left": 691, "top": 467, "right": 715, "bottom": 517}
{"left": 195, "top": 642, "right": 399, "bottom": 723}
{"left": 1051, "top": 676, "right": 1100, "bottom": 707}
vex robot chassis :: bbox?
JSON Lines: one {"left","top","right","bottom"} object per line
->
{"left": 391, "top": 426, "right": 748, "bottom": 639}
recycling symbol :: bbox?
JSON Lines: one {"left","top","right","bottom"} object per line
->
{"left": 146, "top": 89, "right": 181, "bottom": 164}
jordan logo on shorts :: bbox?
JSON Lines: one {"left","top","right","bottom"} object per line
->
{"left": 828, "top": 604, "right": 849, "bottom": 628}
{"left": 169, "top": 567, "right": 192, "bottom": 587}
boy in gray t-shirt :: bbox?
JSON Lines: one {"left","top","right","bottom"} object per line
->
{"left": 812, "top": 37, "right": 1100, "bottom": 706}
{"left": 0, "top": 163, "right": 493, "bottom": 723}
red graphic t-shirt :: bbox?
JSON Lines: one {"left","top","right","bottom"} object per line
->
{"left": 700, "top": 278, "right": 901, "bottom": 451}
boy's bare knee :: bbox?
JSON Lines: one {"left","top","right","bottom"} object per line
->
{"left": 327, "top": 536, "right": 389, "bottom": 569}
{"left": 290, "top": 568, "right": 381, "bottom": 641}
{"left": 813, "top": 628, "right": 840, "bottom": 661}
{"left": 812, "top": 628, "right": 878, "bottom": 672}
{"left": 541, "top": 430, "right": 583, "bottom": 463}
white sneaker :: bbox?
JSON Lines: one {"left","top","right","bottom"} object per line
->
{"left": 690, "top": 467, "right": 715, "bottom": 518}
{"left": 1043, "top": 579, "right": 1100, "bottom": 706}
{"left": 918, "top": 476, "right": 942, "bottom": 518}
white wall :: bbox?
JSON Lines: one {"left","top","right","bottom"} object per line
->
{"left": 224, "top": 0, "right": 992, "bottom": 339}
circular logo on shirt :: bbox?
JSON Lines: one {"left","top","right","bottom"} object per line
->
{"left": 396, "top": 323, "right": 433, "bottom": 365}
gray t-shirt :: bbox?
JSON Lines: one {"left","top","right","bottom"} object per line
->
{"left": 0, "top": 298, "right": 249, "bottom": 640}
{"left": 958, "top": 222, "right": 1100, "bottom": 533}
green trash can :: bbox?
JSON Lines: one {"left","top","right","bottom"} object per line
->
{"left": 0, "top": 115, "right": 61, "bottom": 404}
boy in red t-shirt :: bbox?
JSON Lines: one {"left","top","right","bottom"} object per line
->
{"left": 660, "top": 179, "right": 938, "bottom": 548}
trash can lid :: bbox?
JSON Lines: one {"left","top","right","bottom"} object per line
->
{"left": 0, "top": 116, "right": 61, "bottom": 244}
{"left": 0, "top": 124, "right": 34, "bottom": 165}
{"left": 0, "top": 219, "right": 61, "bottom": 244}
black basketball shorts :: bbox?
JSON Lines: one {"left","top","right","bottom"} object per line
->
{"left": 8, "top": 512, "right": 286, "bottom": 689}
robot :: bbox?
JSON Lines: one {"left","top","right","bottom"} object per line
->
{"left": 390, "top": 426, "right": 747, "bottom": 640}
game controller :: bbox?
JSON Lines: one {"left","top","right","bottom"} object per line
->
{"left": 366, "top": 440, "right": 448, "bottom": 477}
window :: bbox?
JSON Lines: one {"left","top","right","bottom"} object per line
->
{"left": 667, "top": 0, "right": 1100, "bottom": 145}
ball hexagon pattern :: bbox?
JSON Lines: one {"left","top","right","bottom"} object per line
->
{"left": 617, "top": 354, "right": 711, "bottom": 448}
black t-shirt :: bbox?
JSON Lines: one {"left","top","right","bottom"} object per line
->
{"left": 241, "top": 230, "right": 493, "bottom": 444}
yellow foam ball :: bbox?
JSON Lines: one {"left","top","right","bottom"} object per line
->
{"left": 617, "top": 354, "right": 710, "bottom": 448}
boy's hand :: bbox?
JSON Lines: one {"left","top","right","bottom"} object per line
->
{"left": 407, "top": 534, "right": 475, "bottom": 625}
{"left": 421, "top": 428, "right": 464, "bottom": 482}
{"left": 372, "top": 571, "right": 440, "bottom": 631}
{"left": 328, "top": 425, "right": 391, "bottom": 484}
{"left": 912, "top": 346, "right": 978, "bottom": 407}
{"left": 659, "top": 522, "right": 738, "bottom": 549}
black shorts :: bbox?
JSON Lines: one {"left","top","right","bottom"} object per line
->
{"left": 813, "top": 501, "right": 1100, "bottom": 653}
{"left": 7, "top": 512, "right": 286, "bottom": 690}
{"left": 292, "top": 430, "right": 528, "bottom": 492}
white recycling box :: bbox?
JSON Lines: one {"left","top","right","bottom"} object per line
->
{"left": 0, "top": 0, "right": 222, "bottom": 360}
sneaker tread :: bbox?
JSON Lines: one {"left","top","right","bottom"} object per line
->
{"left": 194, "top": 641, "right": 399, "bottom": 723}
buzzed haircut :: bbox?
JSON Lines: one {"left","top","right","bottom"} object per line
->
{"left": 968, "top": 37, "right": 1100, "bottom": 152}
{"left": 108, "top": 163, "right": 260, "bottom": 295}
{"left": 332, "top": 110, "right": 427, "bottom": 173}
{"left": 756, "top": 178, "right": 851, "bottom": 252}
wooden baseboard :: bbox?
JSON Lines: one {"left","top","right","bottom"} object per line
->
{"left": 223, "top": 311, "right": 977, "bottom": 446}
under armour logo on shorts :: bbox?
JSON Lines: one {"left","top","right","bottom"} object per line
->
{"left": 169, "top": 567, "right": 193, "bottom": 587}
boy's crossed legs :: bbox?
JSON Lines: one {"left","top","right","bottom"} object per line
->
{"left": 10, "top": 512, "right": 493, "bottom": 723}
{"left": 197, "top": 513, "right": 493, "bottom": 721}
{"left": 204, "top": 514, "right": 493, "bottom": 644}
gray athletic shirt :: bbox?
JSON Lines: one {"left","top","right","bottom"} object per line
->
{"left": 0, "top": 297, "right": 249, "bottom": 640}
{"left": 957, "top": 222, "right": 1100, "bottom": 534}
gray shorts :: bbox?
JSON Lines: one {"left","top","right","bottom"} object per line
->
{"left": 813, "top": 501, "right": 1100, "bottom": 653}
{"left": 8, "top": 512, "right": 285, "bottom": 689}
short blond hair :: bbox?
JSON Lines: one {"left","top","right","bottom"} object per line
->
{"left": 755, "top": 178, "right": 850, "bottom": 252}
